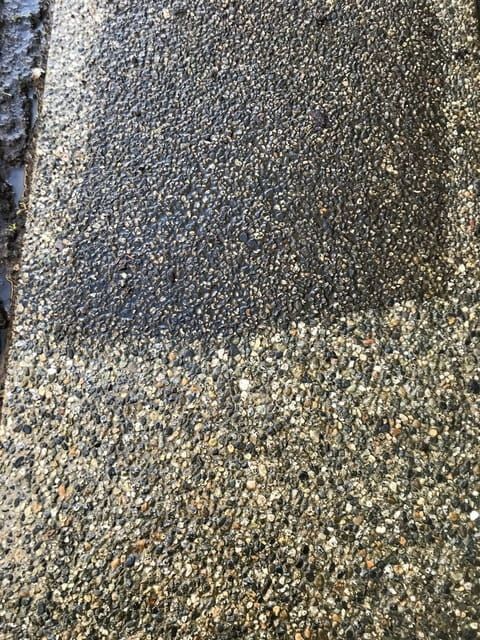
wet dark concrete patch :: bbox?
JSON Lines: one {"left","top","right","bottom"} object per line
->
{"left": 47, "top": 0, "right": 454, "bottom": 347}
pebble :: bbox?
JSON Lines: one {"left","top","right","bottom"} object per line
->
{"left": 238, "top": 378, "right": 250, "bottom": 392}
{"left": 125, "top": 555, "right": 136, "bottom": 568}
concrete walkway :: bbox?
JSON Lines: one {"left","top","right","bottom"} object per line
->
{"left": 0, "top": 1, "right": 479, "bottom": 638}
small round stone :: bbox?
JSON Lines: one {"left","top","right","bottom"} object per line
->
{"left": 125, "top": 555, "right": 136, "bottom": 568}
{"left": 238, "top": 379, "right": 250, "bottom": 392}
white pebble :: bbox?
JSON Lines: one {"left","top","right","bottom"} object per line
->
{"left": 31, "top": 67, "right": 44, "bottom": 80}
{"left": 239, "top": 378, "right": 250, "bottom": 392}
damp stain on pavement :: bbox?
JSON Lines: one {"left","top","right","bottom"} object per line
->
{"left": 47, "top": 0, "right": 455, "bottom": 342}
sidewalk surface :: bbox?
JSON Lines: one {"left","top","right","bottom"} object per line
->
{"left": 1, "top": 1, "right": 479, "bottom": 638}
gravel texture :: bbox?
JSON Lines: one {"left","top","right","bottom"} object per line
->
{"left": 0, "top": 0, "right": 479, "bottom": 638}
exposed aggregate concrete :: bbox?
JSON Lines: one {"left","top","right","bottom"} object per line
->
{"left": 0, "top": 0, "right": 479, "bottom": 638}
